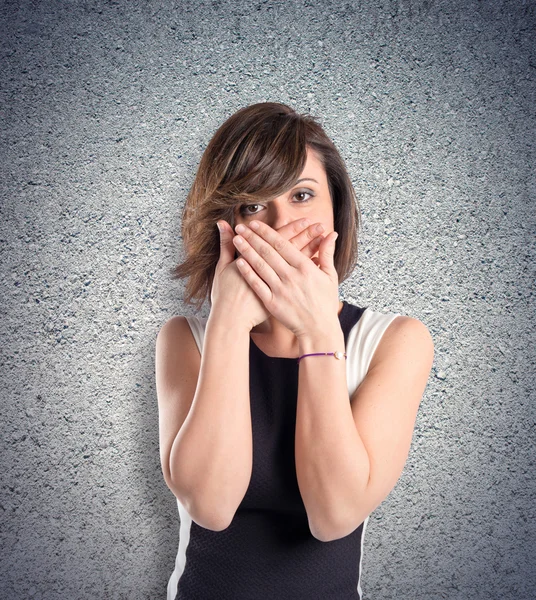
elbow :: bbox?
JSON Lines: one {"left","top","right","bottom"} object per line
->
{"left": 310, "top": 523, "right": 349, "bottom": 543}
{"left": 308, "top": 510, "right": 367, "bottom": 543}
{"left": 190, "top": 503, "right": 235, "bottom": 532}
{"left": 308, "top": 515, "right": 342, "bottom": 543}
{"left": 310, "top": 521, "right": 361, "bottom": 543}
{"left": 165, "top": 473, "right": 236, "bottom": 532}
{"left": 310, "top": 527, "right": 335, "bottom": 543}
{"left": 177, "top": 487, "right": 236, "bottom": 532}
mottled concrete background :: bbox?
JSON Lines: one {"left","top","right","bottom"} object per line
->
{"left": 1, "top": 0, "right": 534, "bottom": 598}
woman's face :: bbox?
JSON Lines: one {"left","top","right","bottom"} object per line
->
{"left": 233, "top": 147, "right": 335, "bottom": 250}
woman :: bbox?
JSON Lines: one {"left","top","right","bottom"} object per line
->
{"left": 155, "top": 102, "right": 434, "bottom": 599}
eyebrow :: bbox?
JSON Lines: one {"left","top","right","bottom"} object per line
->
{"left": 295, "top": 178, "right": 319, "bottom": 185}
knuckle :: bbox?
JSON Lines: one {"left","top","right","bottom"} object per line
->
{"left": 274, "top": 237, "right": 286, "bottom": 253}
{"left": 259, "top": 245, "right": 272, "bottom": 260}
{"left": 278, "top": 271, "right": 290, "bottom": 285}
{"left": 292, "top": 221, "right": 303, "bottom": 235}
{"left": 298, "top": 261, "right": 309, "bottom": 274}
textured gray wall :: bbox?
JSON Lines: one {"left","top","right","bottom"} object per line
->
{"left": 1, "top": 0, "right": 534, "bottom": 598}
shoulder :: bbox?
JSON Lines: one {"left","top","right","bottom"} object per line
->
{"left": 156, "top": 315, "right": 191, "bottom": 344}
{"left": 155, "top": 315, "right": 201, "bottom": 362}
{"left": 369, "top": 314, "right": 434, "bottom": 372}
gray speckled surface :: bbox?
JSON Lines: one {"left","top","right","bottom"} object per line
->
{"left": 1, "top": 0, "right": 534, "bottom": 598}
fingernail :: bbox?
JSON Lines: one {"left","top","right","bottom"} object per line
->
{"left": 250, "top": 221, "right": 259, "bottom": 230}
{"left": 235, "top": 224, "right": 246, "bottom": 233}
{"left": 301, "top": 219, "right": 310, "bottom": 227}
{"left": 216, "top": 222, "right": 223, "bottom": 232}
{"left": 315, "top": 224, "right": 324, "bottom": 234}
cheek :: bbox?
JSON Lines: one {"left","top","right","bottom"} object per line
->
{"left": 321, "top": 209, "right": 335, "bottom": 232}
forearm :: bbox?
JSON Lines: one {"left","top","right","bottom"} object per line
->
{"left": 295, "top": 323, "right": 370, "bottom": 541}
{"left": 169, "top": 314, "right": 252, "bottom": 529}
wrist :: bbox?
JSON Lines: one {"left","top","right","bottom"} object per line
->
{"left": 296, "top": 322, "right": 344, "bottom": 354}
{"left": 207, "top": 311, "right": 252, "bottom": 335}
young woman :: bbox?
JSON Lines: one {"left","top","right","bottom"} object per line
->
{"left": 155, "top": 102, "right": 434, "bottom": 599}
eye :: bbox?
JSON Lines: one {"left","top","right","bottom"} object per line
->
{"left": 239, "top": 203, "right": 264, "bottom": 216}
{"left": 293, "top": 189, "right": 314, "bottom": 203}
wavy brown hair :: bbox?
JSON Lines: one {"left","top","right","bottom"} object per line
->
{"left": 171, "top": 102, "right": 361, "bottom": 309}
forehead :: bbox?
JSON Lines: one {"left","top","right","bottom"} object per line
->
{"left": 300, "top": 148, "right": 327, "bottom": 183}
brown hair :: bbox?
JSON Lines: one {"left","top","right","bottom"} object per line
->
{"left": 170, "top": 102, "right": 361, "bottom": 309}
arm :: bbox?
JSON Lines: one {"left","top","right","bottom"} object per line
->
{"left": 227, "top": 219, "right": 434, "bottom": 542}
{"left": 155, "top": 315, "right": 253, "bottom": 531}
{"left": 295, "top": 316, "right": 434, "bottom": 542}
{"left": 156, "top": 219, "right": 326, "bottom": 531}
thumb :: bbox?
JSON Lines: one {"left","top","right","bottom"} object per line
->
{"left": 216, "top": 220, "right": 236, "bottom": 267}
{"left": 318, "top": 231, "right": 338, "bottom": 274}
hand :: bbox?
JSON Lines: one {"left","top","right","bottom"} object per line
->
{"left": 231, "top": 220, "right": 340, "bottom": 338}
{"left": 210, "top": 219, "right": 328, "bottom": 332}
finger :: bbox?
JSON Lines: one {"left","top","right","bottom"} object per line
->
{"left": 238, "top": 221, "right": 305, "bottom": 269}
{"left": 276, "top": 219, "right": 325, "bottom": 259}
{"left": 318, "top": 231, "right": 339, "bottom": 274}
{"left": 300, "top": 234, "right": 324, "bottom": 259}
{"left": 232, "top": 232, "right": 284, "bottom": 289}
{"left": 288, "top": 222, "right": 326, "bottom": 252}
{"left": 235, "top": 257, "right": 273, "bottom": 306}
{"left": 234, "top": 222, "right": 293, "bottom": 276}
{"left": 216, "top": 220, "right": 236, "bottom": 268}
{"left": 275, "top": 218, "right": 311, "bottom": 242}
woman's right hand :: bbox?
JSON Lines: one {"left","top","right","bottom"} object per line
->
{"left": 209, "top": 219, "right": 325, "bottom": 332}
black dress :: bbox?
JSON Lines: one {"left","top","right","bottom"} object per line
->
{"left": 168, "top": 301, "right": 400, "bottom": 600}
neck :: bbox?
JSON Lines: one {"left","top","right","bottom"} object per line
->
{"left": 251, "top": 315, "right": 288, "bottom": 336}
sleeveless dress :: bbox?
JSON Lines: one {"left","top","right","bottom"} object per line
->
{"left": 167, "top": 301, "right": 400, "bottom": 600}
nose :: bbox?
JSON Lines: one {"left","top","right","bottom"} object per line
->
{"left": 268, "top": 197, "right": 293, "bottom": 233}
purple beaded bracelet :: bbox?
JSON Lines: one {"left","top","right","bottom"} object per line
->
{"left": 297, "top": 351, "right": 347, "bottom": 364}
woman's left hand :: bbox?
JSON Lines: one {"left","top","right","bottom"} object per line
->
{"left": 232, "top": 219, "right": 340, "bottom": 339}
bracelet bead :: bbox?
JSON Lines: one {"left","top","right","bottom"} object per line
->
{"left": 297, "top": 351, "right": 347, "bottom": 364}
